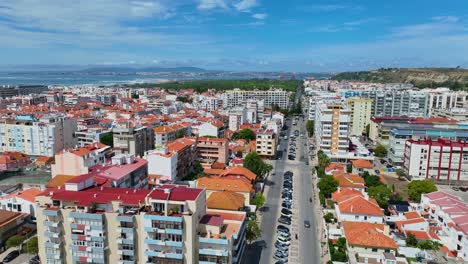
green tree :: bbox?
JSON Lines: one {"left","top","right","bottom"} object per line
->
{"left": 252, "top": 192, "right": 266, "bottom": 208}
{"left": 346, "top": 163, "right": 352, "bottom": 173}
{"left": 407, "top": 180, "right": 438, "bottom": 202}
{"left": 6, "top": 235, "right": 25, "bottom": 248}
{"left": 317, "top": 150, "right": 331, "bottom": 168}
{"left": 243, "top": 152, "right": 272, "bottom": 181}
{"left": 324, "top": 212, "right": 335, "bottom": 223}
{"left": 396, "top": 169, "right": 407, "bottom": 180}
{"left": 306, "top": 120, "right": 314, "bottom": 137}
{"left": 368, "top": 185, "right": 392, "bottom": 208}
{"left": 417, "top": 240, "right": 442, "bottom": 250}
{"left": 245, "top": 219, "right": 261, "bottom": 244}
{"left": 374, "top": 144, "right": 388, "bottom": 158}
{"left": 363, "top": 172, "right": 383, "bottom": 187}
{"left": 25, "top": 237, "right": 38, "bottom": 254}
{"left": 405, "top": 233, "right": 418, "bottom": 247}
{"left": 174, "top": 130, "right": 187, "bottom": 139}
{"left": 318, "top": 175, "right": 338, "bottom": 198}
{"left": 231, "top": 129, "right": 256, "bottom": 142}
{"left": 100, "top": 132, "right": 114, "bottom": 147}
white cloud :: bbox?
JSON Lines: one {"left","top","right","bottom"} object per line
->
{"left": 234, "top": 0, "right": 258, "bottom": 12}
{"left": 432, "top": 16, "right": 459, "bottom": 23}
{"left": 252, "top": 13, "right": 267, "bottom": 19}
{"left": 197, "top": 0, "right": 228, "bottom": 10}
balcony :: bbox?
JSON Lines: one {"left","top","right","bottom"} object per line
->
{"left": 44, "top": 231, "right": 61, "bottom": 238}
{"left": 199, "top": 237, "right": 229, "bottom": 245}
{"left": 199, "top": 248, "right": 229, "bottom": 257}
{"left": 143, "top": 214, "right": 183, "bottom": 222}
{"left": 117, "top": 227, "right": 134, "bottom": 234}
{"left": 117, "top": 249, "right": 135, "bottom": 256}
{"left": 117, "top": 215, "right": 134, "bottom": 222}
{"left": 44, "top": 220, "right": 61, "bottom": 227}
{"left": 144, "top": 250, "right": 183, "bottom": 259}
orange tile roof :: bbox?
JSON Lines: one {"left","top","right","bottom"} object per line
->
{"left": 219, "top": 166, "right": 256, "bottom": 181}
{"left": 203, "top": 169, "right": 225, "bottom": 176}
{"left": 404, "top": 211, "right": 421, "bottom": 219}
{"left": 0, "top": 188, "right": 43, "bottom": 203}
{"left": 338, "top": 195, "right": 384, "bottom": 216}
{"left": 333, "top": 172, "right": 365, "bottom": 189}
{"left": 395, "top": 218, "right": 427, "bottom": 232}
{"left": 196, "top": 177, "right": 253, "bottom": 193}
{"left": 46, "top": 175, "right": 76, "bottom": 188}
{"left": 352, "top": 159, "right": 373, "bottom": 169}
{"left": 206, "top": 191, "right": 245, "bottom": 210}
{"left": 342, "top": 221, "right": 397, "bottom": 249}
{"left": 406, "top": 230, "right": 431, "bottom": 240}
{"left": 332, "top": 189, "right": 363, "bottom": 203}
{"left": 325, "top": 163, "right": 345, "bottom": 172}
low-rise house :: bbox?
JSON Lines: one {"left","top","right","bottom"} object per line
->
{"left": 342, "top": 221, "right": 398, "bottom": 254}
{"left": 336, "top": 195, "right": 385, "bottom": 224}
{"left": 351, "top": 159, "right": 374, "bottom": 175}
{"left": 0, "top": 152, "right": 30, "bottom": 172}
{"left": 333, "top": 172, "right": 366, "bottom": 191}
{"left": 206, "top": 191, "right": 245, "bottom": 211}
{"left": 0, "top": 188, "right": 42, "bottom": 218}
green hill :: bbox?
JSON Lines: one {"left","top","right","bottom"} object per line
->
{"left": 332, "top": 68, "right": 468, "bottom": 91}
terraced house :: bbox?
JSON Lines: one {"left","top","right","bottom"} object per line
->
{"left": 35, "top": 181, "right": 246, "bottom": 264}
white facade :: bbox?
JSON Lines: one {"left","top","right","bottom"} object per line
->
{"left": 223, "top": 89, "right": 290, "bottom": 109}
{"left": 0, "top": 115, "right": 77, "bottom": 157}
{"left": 404, "top": 139, "right": 468, "bottom": 181}
{"left": 198, "top": 122, "right": 219, "bottom": 138}
{"left": 144, "top": 148, "right": 178, "bottom": 181}
{"left": 315, "top": 101, "right": 351, "bottom": 157}
{"left": 361, "top": 90, "right": 430, "bottom": 117}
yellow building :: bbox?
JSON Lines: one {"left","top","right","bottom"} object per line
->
{"left": 346, "top": 97, "right": 373, "bottom": 136}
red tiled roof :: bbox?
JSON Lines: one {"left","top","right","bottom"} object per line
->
{"left": 149, "top": 185, "right": 203, "bottom": 201}
{"left": 352, "top": 159, "right": 373, "bottom": 169}
{"left": 342, "top": 221, "right": 397, "bottom": 249}
{"left": 200, "top": 214, "right": 224, "bottom": 226}
{"left": 338, "top": 196, "right": 384, "bottom": 216}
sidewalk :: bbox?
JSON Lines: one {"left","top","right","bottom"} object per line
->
{"left": 308, "top": 137, "right": 331, "bottom": 263}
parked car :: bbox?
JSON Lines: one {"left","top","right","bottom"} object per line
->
{"left": 29, "top": 256, "right": 40, "bottom": 264}
{"left": 2, "top": 250, "right": 20, "bottom": 263}
{"left": 281, "top": 208, "right": 292, "bottom": 215}
{"left": 278, "top": 217, "right": 291, "bottom": 225}
{"left": 277, "top": 225, "right": 290, "bottom": 232}
{"left": 304, "top": 220, "right": 311, "bottom": 228}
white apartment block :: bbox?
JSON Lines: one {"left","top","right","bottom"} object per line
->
{"left": 307, "top": 91, "right": 337, "bottom": 121}
{"left": 0, "top": 115, "right": 77, "bottom": 157}
{"left": 425, "top": 88, "right": 468, "bottom": 111}
{"left": 36, "top": 183, "right": 246, "bottom": 264}
{"left": 223, "top": 89, "right": 290, "bottom": 109}
{"left": 144, "top": 147, "right": 178, "bottom": 182}
{"left": 315, "top": 101, "right": 351, "bottom": 158}
{"left": 361, "top": 90, "right": 430, "bottom": 117}
{"left": 403, "top": 138, "right": 468, "bottom": 181}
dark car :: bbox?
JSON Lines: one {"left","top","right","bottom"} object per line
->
{"left": 277, "top": 225, "right": 290, "bottom": 232}
{"left": 374, "top": 169, "right": 380, "bottom": 174}
{"left": 304, "top": 220, "right": 311, "bottom": 228}
{"left": 386, "top": 164, "right": 393, "bottom": 168}
{"left": 281, "top": 208, "right": 292, "bottom": 215}
{"left": 278, "top": 217, "right": 291, "bottom": 225}
{"left": 29, "top": 256, "right": 40, "bottom": 264}
{"left": 3, "top": 250, "right": 20, "bottom": 263}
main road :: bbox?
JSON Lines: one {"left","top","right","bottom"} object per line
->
{"left": 242, "top": 116, "right": 321, "bottom": 264}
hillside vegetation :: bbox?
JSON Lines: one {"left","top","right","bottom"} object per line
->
{"left": 130, "top": 79, "right": 302, "bottom": 92}
{"left": 332, "top": 68, "right": 468, "bottom": 91}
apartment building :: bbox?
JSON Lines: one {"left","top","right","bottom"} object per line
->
{"left": 153, "top": 124, "right": 191, "bottom": 147}
{"left": 36, "top": 183, "right": 246, "bottom": 264}
{"left": 0, "top": 115, "right": 77, "bottom": 157}
{"left": 426, "top": 88, "right": 468, "bottom": 111}
{"left": 388, "top": 123, "right": 468, "bottom": 166}
{"left": 228, "top": 108, "right": 246, "bottom": 132}
{"left": 346, "top": 97, "right": 373, "bottom": 136}
{"left": 307, "top": 91, "right": 337, "bottom": 121}
{"left": 113, "top": 124, "right": 154, "bottom": 157}
{"left": 315, "top": 101, "right": 351, "bottom": 158}
{"left": 75, "top": 128, "right": 112, "bottom": 147}
{"left": 361, "top": 90, "right": 430, "bottom": 117}
{"left": 145, "top": 147, "right": 178, "bottom": 184}
{"left": 197, "top": 137, "right": 229, "bottom": 165}
{"left": 432, "top": 108, "right": 468, "bottom": 122}
{"left": 255, "top": 129, "right": 277, "bottom": 158}
{"left": 51, "top": 143, "right": 113, "bottom": 177}
{"left": 0, "top": 151, "right": 30, "bottom": 172}
{"left": 403, "top": 138, "right": 468, "bottom": 181}
{"left": 223, "top": 89, "right": 290, "bottom": 109}
{"left": 198, "top": 120, "right": 225, "bottom": 138}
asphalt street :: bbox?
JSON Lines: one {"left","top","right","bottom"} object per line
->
{"left": 242, "top": 116, "right": 321, "bottom": 264}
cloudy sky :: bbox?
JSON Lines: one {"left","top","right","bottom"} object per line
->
{"left": 0, "top": 0, "right": 467, "bottom": 71}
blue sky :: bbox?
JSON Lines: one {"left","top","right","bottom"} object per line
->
{"left": 0, "top": 0, "right": 467, "bottom": 71}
